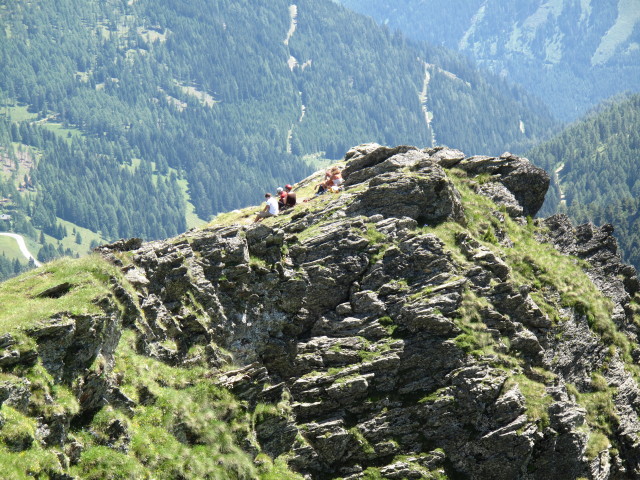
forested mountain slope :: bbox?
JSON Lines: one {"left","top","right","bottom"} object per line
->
{"left": 527, "top": 94, "right": 640, "bottom": 270}
{"left": 337, "top": 0, "right": 640, "bottom": 122}
{"left": 0, "top": 0, "right": 556, "bottom": 278}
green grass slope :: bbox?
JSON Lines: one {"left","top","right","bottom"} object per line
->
{"left": 0, "top": 255, "right": 303, "bottom": 479}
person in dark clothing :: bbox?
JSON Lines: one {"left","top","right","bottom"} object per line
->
{"left": 276, "top": 187, "right": 287, "bottom": 210}
{"left": 284, "top": 184, "right": 297, "bottom": 209}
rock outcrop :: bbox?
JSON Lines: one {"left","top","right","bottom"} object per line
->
{"left": 2, "top": 143, "right": 639, "bottom": 479}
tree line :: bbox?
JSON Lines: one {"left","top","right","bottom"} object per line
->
{"left": 1, "top": 0, "right": 557, "bottom": 274}
{"left": 528, "top": 94, "right": 640, "bottom": 270}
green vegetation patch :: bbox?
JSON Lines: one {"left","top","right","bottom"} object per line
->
{"left": 452, "top": 289, "right": 496, "bottom": 357}
{"left": 437, "top": 173, "right": 628, "bottom": 356}
{"left": 38, "top": 120, "right": 83, "bottom": 143}
{"left": 585, "top": 431, "right": 611, "bottom": 461}
{"left": 0, "top": 444, "right": 63, "bottom": 479}
{"left": 25, "top": 363, "right": 80, "bottom": 418}
{"left": 0, "top": 255, "right": 122, "bottom": 332}
{"left": 349, "top": 426, "right": 375, "bottom": 455}
{"left": 419, "top": 387, "right": 454, "bottom": 404}
{"left": 569, "top": 372, "right": 619, "bottom": 460}
{"left": 4, "top": 104, "right": 38, "bottom": 122}
{"left": 0, "top": 405, "right": 37, "bottom": 451}
{"left": 95, "top": 330, "right": 302, "bottom": 479}
{"left": 0, "top": 236, "right": 27, "bottom": 262}
{"left": 72, "top": 446, "right": 147, "bottom": 480}
{"left": 502, "top": 374, "right": 552, "bottom": 430}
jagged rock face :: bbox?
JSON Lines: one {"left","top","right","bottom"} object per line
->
{"left": 342, "top": 144, "right": 549, "bottom": 222}
{"left": 5, "top": 144, "right": 640, "bottom": 479}
{"left": 449, "top": 152, "right": 550, "bottom": 218}
{"left": 96, "top": 145, "right": 639, "bottom": 478}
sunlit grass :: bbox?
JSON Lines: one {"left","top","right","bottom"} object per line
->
{"left": 0, "top": 255, "right": 121, "bottom": 332}
{"left": 208, "top": 162, "right": 346, "bottom": 230}
{"left": 502, "top": 375, "right": 552, "bottom": 429}
{"left": 2, "top": 104, "right": 37, "bottom": 122}
{"left": 425, "top": 170, "right": 623, "bottom": 351}
{"left": 39, "top": 121, "right": 83, "bottom": 142}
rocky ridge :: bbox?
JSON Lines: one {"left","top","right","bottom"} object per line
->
{"left": 1, "top": 143, "right": 640, "bottom": 479}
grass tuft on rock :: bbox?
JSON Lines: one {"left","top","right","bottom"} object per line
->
{"left": 0, "top": 255, "right": 123, "bottom": 333}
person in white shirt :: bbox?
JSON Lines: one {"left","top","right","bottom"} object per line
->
{"left": 254, "top": 193, "right": 279, "bottom": 222}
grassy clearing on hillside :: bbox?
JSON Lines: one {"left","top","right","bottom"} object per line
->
{"left": 38, "top": 121, "right": 83, "bottom": 143}
{"left": 3, "top": 104, "right": 82, "bottom": 142}
{"left": 2, "top": 104, "right": 37, "bottom": 122}
{"left": 0, "top": 236, "right": 27, "bottom": 263}
{"left": 0, "top": 255, "right": 120, "bottom": 332}
{"left": 176, "top": 176, "right": 207, "bottom": 229}
{"left": 52, "top": 217, "right": 107, "bottom": 256}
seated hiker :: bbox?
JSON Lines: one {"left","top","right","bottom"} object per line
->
{"left": 276, "top": 187, "right": 287, "bottom": 210}
{"left": 305, "top": 167, "right": 345, "bottom": 202}
{"left": 327, "top": 166, "right": 344, "bottom": 189}
{"left": 321, "top": 166, "right": 344, "bottom": 194}
{"left": 254, "top": 193, "right": 279, "bottom": 222}
{"left": 283, "top": 184, "right": 297, "bottom": 209}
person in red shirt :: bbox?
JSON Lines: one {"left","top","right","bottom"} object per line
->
{"left": 276, "top": 187, "right": 287, "bottom": 210}
{"left": 284, "top": 184, "right": 297, "bottom": 209}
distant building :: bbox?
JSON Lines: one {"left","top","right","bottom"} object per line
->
{"left": 0, "top": 214, "right": 11, "bottom": 221}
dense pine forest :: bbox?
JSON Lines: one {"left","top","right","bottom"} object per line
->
{"left": 527, "top": 94, "right": 640, "bottom": 270}
{"left": 0, "top": 0, "right": 557, "bottom": 281}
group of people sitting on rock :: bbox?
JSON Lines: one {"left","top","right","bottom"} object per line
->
{"left": 253, "top": 166, "right": 344, "bottom": 222}
{"left": 317, "top": 166, "right": 344, "bottom": 195}
{"left": 254, "top": 184, "right": 297, "bottom": 222}
{"left": 277, "top": 184, "right": 297, "bottom": 210}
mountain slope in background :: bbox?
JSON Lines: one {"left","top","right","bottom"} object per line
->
{"left": 337, "top": 0, "right": 640, "bottom": 121}
{"left": 0, "top": 0, "right": 557, "bottom": 278}
{"left": 527, "top": 93, "right": 640, "bottom": 271}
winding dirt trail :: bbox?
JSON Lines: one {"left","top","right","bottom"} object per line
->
{"left": 0, "top": 232, "right": 42, "bottom": 267}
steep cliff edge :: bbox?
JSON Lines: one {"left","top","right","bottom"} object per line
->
{"left": 1, "top": 144, "right": 640, "bottom": 479}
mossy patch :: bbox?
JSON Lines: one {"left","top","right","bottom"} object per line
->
{"left": 0, "top": 405, "right": 37, "bottom": 451}
{"left": 502, "top": 375, "right": 552, "bottom": 430}
{"left": 349, "top": 426, "right": 375, "bottom": 455}
{"left": 0, "top": 444, "right": 63, "bottom": 479}
{"left": 73, "top": 329, "right": 303, "bottom": 479}
{"left": 0, "top": 255, "right": 124, "bottom": 333}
